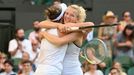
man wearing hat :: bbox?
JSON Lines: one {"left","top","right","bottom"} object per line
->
{"left": 102, "top": 10, "right": 118, "bottom": 24}
{"left": 98, "top": 10, "right": 118, "bottom": 57}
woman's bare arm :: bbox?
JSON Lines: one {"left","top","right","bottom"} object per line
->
{"left": 39, "top": 31, "right": 83, "bottom": 46}
{"left": 59, "top": 22, "right": 94, "bottom": 33}
{"left": 38, "top": 20, "right": 94, "bottom": 31}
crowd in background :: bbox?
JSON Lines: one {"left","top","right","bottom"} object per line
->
{"left": 0, "top": 1, "right": 134, "bottom": 75}
{"left": 83, "top": 10, "right": 134, "bottom": 75}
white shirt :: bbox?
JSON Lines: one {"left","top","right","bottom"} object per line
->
{"left": 29, "top": 31, "right": 39, "bottom": 43}
{"left": 28, "top": 31, "right": 40, "bottom": 47}
{"left": 22, "top": 71, "right": 34, "bottom": 75}
{"left": 86, "top": 30, "right": 93, "bottom": 41}
{"left": 0, "top": 71, "right": 16, "bottom": 75}
{"left": 84, "top": 70, "right": 104, "bottom": 75}
{"left": 30, "top": 48, "right": 40, "bottom": 62}
{"left": 8, "top": 39, "right": 32, "bottom": 59}
{"left": 36, "top": 29, "right": 68, "bottom": 71}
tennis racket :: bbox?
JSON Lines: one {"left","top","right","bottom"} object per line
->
{"left": 67, "top": 23, "right": 119, "bottom": 31}
{"left": 80, "top": 38, "right": 107, "bottom": 64}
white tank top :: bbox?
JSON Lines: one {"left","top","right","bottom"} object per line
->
{"left": 36, "top": 29, "right": 68, "bottom": 70}
{"left": 62, "top": 43, "right": 83, "bottom": 75}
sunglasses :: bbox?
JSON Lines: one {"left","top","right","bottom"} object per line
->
{"left": 124, "top": 15, "right": 130, "bottom": 17}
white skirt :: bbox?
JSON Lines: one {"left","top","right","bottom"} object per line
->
{"left": 34, "top": 65, "right": 61, "bottom": 75}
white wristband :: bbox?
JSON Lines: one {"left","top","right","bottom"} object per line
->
{"left": 40, "top": 28, "right": 46, "bottom": 32}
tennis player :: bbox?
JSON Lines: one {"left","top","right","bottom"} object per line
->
{"left": 38, "top": 5, "right": 94, "bottom": 75}
{"left": 34, "top": 3, "right": 68, "bottom": 75}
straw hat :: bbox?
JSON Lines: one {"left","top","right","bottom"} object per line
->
{"left": 103, "top": 11, "right": 117, "bottom": 20}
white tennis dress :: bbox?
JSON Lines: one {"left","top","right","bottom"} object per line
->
{"left": 34, "top": 29, "right": 68, "bottom": 75}
{"left": 62, "top": 43, "right": 83, "bottom": 75}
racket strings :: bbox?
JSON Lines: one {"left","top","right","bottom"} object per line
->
{"left": 81, "top": 38, "right": 107, "bottom": 64}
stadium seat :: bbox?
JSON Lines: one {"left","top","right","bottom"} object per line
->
{"left": 104, "top": 57, "right": 112, "bottom": 68}
{"left": 127, "top": 67, "right": 134, "bottom": 75}
{"left": 114, "top": 55, "right": 134, "bottom": 71}
{"left": 24, "top": 29, "right": 33, "bottom": 39}
{"left": 11, "top": 58, "right": 21, "bottom": 72}
{"left": 105, "top": 67, "right": 111, "bottom": 75}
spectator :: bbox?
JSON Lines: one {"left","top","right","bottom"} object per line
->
{"left": 109, "top": 68, "right": 121, "bottom": 75}
{"left": 114, "top": 24, "right": 134, "bottom": 59}
{"left": 18, "top": 60, "right": 34, "bottom": 75}
{"left": 118, "top": 11, "right": 134, "bottom": 33}
{"left": 28, "top": 21, "right": 40, "bottom": 44}
{"left": 28, "top": 21, "right": 40, "bottom": 61}
{"left": 21, "top": 52, "right": 30, "bottom": 63}
{"left": 84, "top": 61, "right": 103, "bottom": 75}
{"left": 0, "top": 60, "right": 16, "bottom": 75}
{"left": 19, "top": 52, "right": 30, "bottom": 70}
{"left": 8, "top": 28, "right": 33, "bottom": 59}
{"left": 30, "top": 40, "right": 39, "bottom": 63}
{"left": 110, "top": 61, "right": 127, "bottom": 75}
{"left": 98, "top": 10, "right": 118, "bottom": 57}
{"left": 19, "top": 52, "right": 36, "bottom": 72}
{"left": 0, "top": 52, "right": 7, "bottom": 73}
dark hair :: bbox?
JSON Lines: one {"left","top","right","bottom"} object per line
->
{"left": 122, "top": 24, "right": 134, "bottom": 40}
{"left": 22, "top": 60, "right": 32, "bottom": 66}
{"left": 15, "top": 28, "right": 23, "bottom": 34}
{"left": 122, "top": 11, "right": 131, "bottom": 16}
{"left": 4, "top": 60, "right": 14, "bottom": 67}
{"left": 110, "top": 67, "right": 120, "bottom": 74}
{"left": 14, "top": 28, "right": 24, "bottom": 39}
{"left": 45, "top": 5, "right": 62, "bottom": 21}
